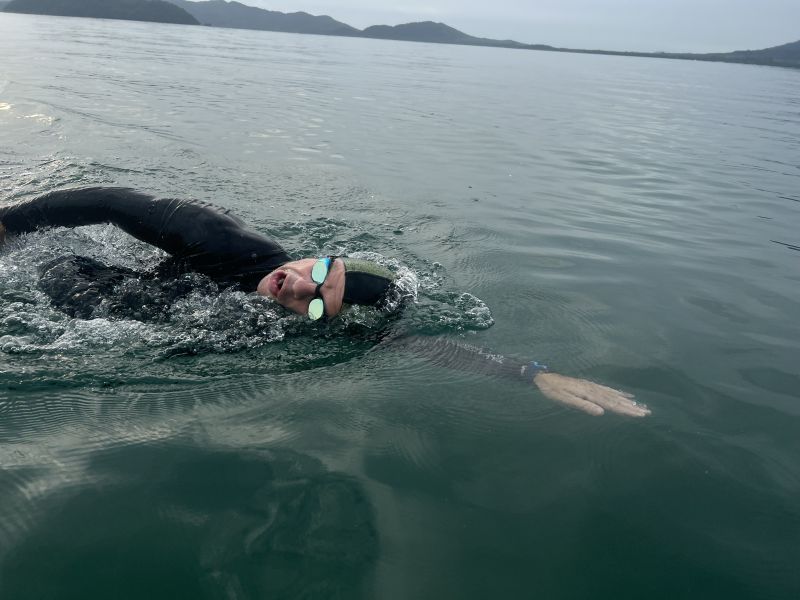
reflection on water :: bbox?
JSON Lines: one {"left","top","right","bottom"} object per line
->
{"left": 1, "top": 444, "right": 378, "bottom": 599}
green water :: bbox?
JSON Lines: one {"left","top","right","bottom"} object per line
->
{"left": 1, "top": 13, "right": 799, "bottom": 600}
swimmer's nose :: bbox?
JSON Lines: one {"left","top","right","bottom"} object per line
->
{"left": 291, "top": 275, "right": 318, "bottom": 299}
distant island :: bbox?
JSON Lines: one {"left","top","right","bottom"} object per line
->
{"left": 167, "top": 0, "right": 356, "bottom": 36}
{"left": 3, "top": 0, "right": 198, "bottom": 25}
{"left": 4, "top": 0, "right": 799, "bottom": 70}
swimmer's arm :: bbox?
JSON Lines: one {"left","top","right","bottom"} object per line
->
{"left": 0, "top": 187, "right": 290, "bottom": 269}
{"left": 2, "top": 187, "right": 146, "bottom": 235}
{"left": 0, "top": 187, "right": 237, "bottom": 253}
{"left": 382, "top": 335, "right": 649, "bottom": 417}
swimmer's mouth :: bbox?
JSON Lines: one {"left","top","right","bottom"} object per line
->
{"left": 270, "top": 271, "right": 287, "bottom": 298}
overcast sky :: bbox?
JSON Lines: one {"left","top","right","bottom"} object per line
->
{"left": 245, "top": 0, "right": 800, "bottom": 53}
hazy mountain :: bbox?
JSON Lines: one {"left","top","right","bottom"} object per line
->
{"left": 4, "top": 0, "right": 199, "bottom": 24}
{"left": 361, "top": 21, "right": 479, "bottom": 44}
{"left": 165, "top": 1, "right": 799, "bottom": 69}
{"left": 699, "top": 39, "right": 800, "bottom": 67}
{"left": 166, "top": 3, "right": 799, "bottom": 69}
{"left": 550, "top": 39, "right": 800, "bottom": 69}
{"left": 3, "top": 0, "right": 798, "bottom": 70}
{"left": 168, "top": 0, "right": 357, "bottom": 36}
{"left": 359, "top": 21, "right": 549, "bottom": 50}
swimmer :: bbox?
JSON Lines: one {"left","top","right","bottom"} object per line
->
{"left": 0, "top": 187, "right": 649, "bottom": 417}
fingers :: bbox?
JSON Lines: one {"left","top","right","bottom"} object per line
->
{"left": 534, "top": 373, "right": 650, "bottom": 417}
{"left": 565, "top": 380, "right": 650, "bottom": 417}
{"left": 550, "top": 392, "right": 605, "bottom": 416}
{"left": 607, "top": 397, "right": 650, "bottom": 417}
{"left": 535, "top": 377, "right": 605, "bottom": 415}
{"left": 590, "top": 388, "right": 650, "bottom": 417}
{"left": 620, "top": 398, "right": 650, "bottom": 417}
{"left": 584, "top": 381, "right": 635, "bottom": 399}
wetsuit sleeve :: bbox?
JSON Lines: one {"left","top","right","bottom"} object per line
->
{"left": 379, "top": 335, "right": 542, "bottom": 383}
{"left": 0, "top": 187, "right": 292, "bottom": 289}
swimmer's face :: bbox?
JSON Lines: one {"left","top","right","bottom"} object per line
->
{"left": 257, "top": 258, "right": 345, "bottom": 319}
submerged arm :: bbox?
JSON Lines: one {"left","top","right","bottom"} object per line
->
{"left": 382, "top": 335, "right": 649, "bottom": 417}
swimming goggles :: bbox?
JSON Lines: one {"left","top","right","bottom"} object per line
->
{"left": 308, "top": 256, "right": 336, "bottom": 320}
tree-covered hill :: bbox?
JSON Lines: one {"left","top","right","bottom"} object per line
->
{"left": 168, "top": 0, "right": 356, "bottom": 35}
{"left": 4, "top": 0, "right": 799, "bottom": 70}
{"left": 698, "top": 39, "right": 800, "bottom": 68}
{"left": 4, "top": 0, "right": 199, "bottom": 25}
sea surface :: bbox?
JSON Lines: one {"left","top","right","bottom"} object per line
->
{"left": 1, "top": 13, "right": 799, "bottom": 600}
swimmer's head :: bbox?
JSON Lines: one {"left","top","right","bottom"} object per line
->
{"left": 257, "top": 256, "right": 397, "bottom": 319}
{"left": 340, "top": 257, "right": 397, "bottom": 310}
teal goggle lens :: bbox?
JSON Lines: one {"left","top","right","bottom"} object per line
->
{"left": 311, "top": 258, "right": 330, "bottom": 284}
{"left": 308, "top": 257, "right": 332, "bottom": 321}
{"left": 308, "top": 297, "right": 325, "bottom": 321}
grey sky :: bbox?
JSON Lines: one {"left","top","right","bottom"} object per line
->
{"left": 246, "top": 0, "right": 800, "bottom": 53}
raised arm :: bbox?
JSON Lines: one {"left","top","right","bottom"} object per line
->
{"left": 383, "top": 335, "right": 650, "bottom": 417}
{"left": 2, "top": 187, "right": 247, "bottom": 255}
{"left": 2, "top": 187, "right": 179, "bottom": 246}
{"left": 0, "top": 187, "right": 291, "bottom": 288}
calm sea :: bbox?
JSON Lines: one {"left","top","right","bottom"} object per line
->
{"left": 1, "top": 12, "right": 799, "bottom": 600}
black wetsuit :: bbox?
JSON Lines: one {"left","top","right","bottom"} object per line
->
{"left": 0, "top": 187, "right": 291, "bottom": 318}
{"left": 0, "top": 187, "right": 291, "bottom": 289}
{"left": 0, "top": 187, "right": 538, "bottom": 381}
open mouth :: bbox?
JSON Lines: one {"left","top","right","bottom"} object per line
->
{"left": 270, "top": 271, "right": 287, "bottom": 297}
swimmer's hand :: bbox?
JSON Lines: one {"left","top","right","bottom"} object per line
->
{"left": 0, "top": 222, "right": 5, "bottom": 245}
{"left": 533, "top": 372, "right": 650, "bottom": 417}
